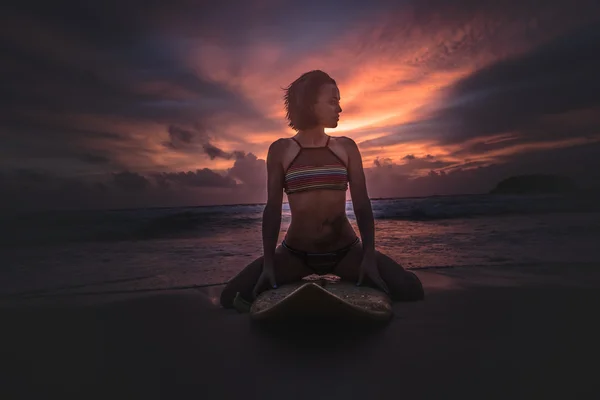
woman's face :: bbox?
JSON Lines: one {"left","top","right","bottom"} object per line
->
{"left": 313, "top": 83, "right": 342, "bottom": 129}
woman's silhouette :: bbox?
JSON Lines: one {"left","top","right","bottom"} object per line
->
{"left": 220, "top": 70, "right": 424, "bottom": 307}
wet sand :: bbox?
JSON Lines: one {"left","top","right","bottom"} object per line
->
{"left": 1, "top": 266, "right": 600, "bottom": 399}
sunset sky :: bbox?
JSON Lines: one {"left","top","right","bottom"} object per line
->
{"left": 2, "top": 0, "right": 600, "bottom": 210}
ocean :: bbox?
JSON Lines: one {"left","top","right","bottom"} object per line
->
{"left": 2, "top": 193, "right": 600, "bottom": 301}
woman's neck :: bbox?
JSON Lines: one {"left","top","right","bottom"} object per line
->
{"left": 297, "top": 127, "right": 327, "bottom": 146}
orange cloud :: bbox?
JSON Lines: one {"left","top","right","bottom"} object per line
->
{"left": 5, "top": 0, "right": 600, "bottom": 208}
{"left": 176, "top": 5, "right": 563, "bottom": 177}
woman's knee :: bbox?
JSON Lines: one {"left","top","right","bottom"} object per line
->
{"left": 374, "top": 251, "right": 424, "bottom": 301}
{"left": 219, "top": 256, "right": 264, "bottom": 308}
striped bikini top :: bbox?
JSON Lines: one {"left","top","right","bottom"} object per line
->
{"left": 283, "top": 136, "right": 349, "bottom": 195}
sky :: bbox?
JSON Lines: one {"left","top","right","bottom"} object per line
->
{"left": 2, "top": 0, "right": 600, "bottom": 210}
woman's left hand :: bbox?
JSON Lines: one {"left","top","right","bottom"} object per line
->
{"left": 357, "top": 253, "right": 389, "bottom": 294}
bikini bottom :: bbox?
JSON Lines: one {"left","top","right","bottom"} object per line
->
{"left": 281, "top": 237, "right": 360, "bottom": 275}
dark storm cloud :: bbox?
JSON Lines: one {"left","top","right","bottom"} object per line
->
{"left": 227, "top": 153, "right": 267, "bottom": 188}
{"left": 2, "top": 117, "right": 128, "bottom": 147}
{"left": 3, "top": 0, "right": 597, "bottom": 141}
{"left": 146, "top": 0, "right": 388, "bottom": 46}
{"left": 3, "top": 169, "right": 55, "bottom": 192}
{"left": 363, "top": 19, "right": 600, "bottom": 150}
{"left": 436, "top": 21, "right": 600, "bottom": 145}
{"left": 365, "top": 141, "right": 600, "bottom": 198}
{"left": 202, "top": 143, "right": 232, "bottom": 160}
{"left": 2, "top": 0, "right": 600, "bottom": 210}
{"left": 1, "top": 1, "right": 274, "bottom": 175}
{"left": 0, "top": 164, "right": 253, "bottom": 210}
{"left": 152, "top": 169, "right": 237, "bottom": 189}
{"left": 2, "top": 0, "right": 399, "bottom": 117}
{"left": 403, "top": 155, "right": 451, "bottom": 170}
{"left": 112, "top": 171, "right": 151, "bottom": 191}
{"left": 167, "top": 126, "right": 198, "bottom": 146}
{"left": 133, "top": 153, "right": 266, "bottom": 193}
{"left": 1, "top": 28, "right": 254, "bottom": 124}
{"left": 3, "top": 0, "right": 548, "bottom": 124}
{"left": 202, "top": 144, "right": 246, "bottom": 161}
{"left": 163, "top": 124, "right": 246, "bottom": 161}
{"left": 372, "top": 154, "right": 453, "bottom": 174}
{"left": 149, "top": 154, "right": 266, "bottom": 191}
{"left": 148, "top": 0, "right": 598, "bottom": 49}
{"left": 14, "top": 168, "right": 50, "bottom": 183}
{"left": 420, "top": 141, "right": 600, "bottom": 193}
{"left": 0, "top": 168, "right": 101, "bottom": 210}
{"left": 163, "top": 125, "right": 207, "bottom": 150}
{"left": 80, "top": 153, "right": 111, "bottom": 165}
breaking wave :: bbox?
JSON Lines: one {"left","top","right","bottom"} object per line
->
{"left": 2, "top": 193, "right": 598, "bottom": 246}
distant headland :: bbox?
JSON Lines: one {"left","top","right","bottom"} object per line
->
{"left": 490, "top": 174, "right": 577, "bottom": 195}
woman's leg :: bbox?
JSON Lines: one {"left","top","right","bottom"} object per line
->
{"left": 375, "top": 251, "right": 424, "bottom": 301}
{"left": 219, "top": 256, "right": 263, "bottom": 308}
{"left": 333, "top": 245, "right": 424, "bottom": 301}
{"left": 219, "top": 245, "right": 313, "bottom": 308}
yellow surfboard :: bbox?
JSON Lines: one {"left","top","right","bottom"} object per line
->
{"left": 250, "top": 276, "right": 393, "bottom": 323}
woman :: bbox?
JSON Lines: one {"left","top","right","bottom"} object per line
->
{"left": 220, "top": 70, "right": 424, "bottom": 308}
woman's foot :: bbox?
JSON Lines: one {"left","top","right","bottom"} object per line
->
{"left": 232, "top": 292, "right": 252, "bottom": 313}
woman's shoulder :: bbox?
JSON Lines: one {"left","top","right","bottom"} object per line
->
{"left": 267, "top": 137, "right": 298, "bottom": 160}
{"left": 268, "top": 137, "right": 294, "bottom": 150}
{"left": 329, "top": 135, "right": 358, "bottom": 150}
{"left": 329, "top": 135, "right": 356, "bottom": 144}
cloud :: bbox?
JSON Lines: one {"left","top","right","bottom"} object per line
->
{"left": 366, "top": 153, "right": 456, "bottom": 197}
{"left": 2, "top": 0, "right": 600, "bottom": 209}
{"left": 227, "top": 153, "right": 267, "bottom": 188}
{"left": 1, "top": 3, "right": 276, "bottom": 178}
{"left": 162, "top": 124, "right": 248, "bottom": 162}
{"left": 202, "top": 143, "right": 243, "bottom": 161}
{"left": 163, "top": 124, "right": 210, "bottom": 153}
{"left": 365, "top": 140, "right": 600, "bottom": 198}
{"left": 373, "top": 157, "right": 394, "bottom": 167}
{"left": 372, "top": 154, "right": 453, "bottom": 175}
{"left": 152, "top": 169, "right": 237, "bottom": 189}
{"left": 0, "top": 147, "right": 269, "bottom": 210}
{"left": 0, "top": 165, "right": 248, "bottom": 210}
{"left": 437, "top": 22, "right": 600, "bottom": 144}
{"left": 112, "top": 171, "right": 151, "bottom": 191}
{"left": 13, "top": 168, "right": 52, "bottom": 184}
{"left": 165, "top": 125, "right": 200, "bottom": 147}
{"left": 363, "top": 20, "right": 600, "bottom": 153}
{"left": 2, "top": 130, "right": 599, "bottom": 212}
{"left": 79, "top": 153, "right": 111, "bottom": 164}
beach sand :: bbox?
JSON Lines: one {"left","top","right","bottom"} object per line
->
{"left": 1, "top": 265, "right": 600, "bottom": 399}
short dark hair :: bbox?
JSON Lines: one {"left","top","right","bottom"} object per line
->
{"left": 283, "top": 70, "right": 337, "bottom": 131}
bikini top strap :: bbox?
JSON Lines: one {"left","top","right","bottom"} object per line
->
{"left": 291, "top": 137, "right": 303, "bottom": 148}
{"left": 325, "top": 136, "right": 331, "bottom": 147}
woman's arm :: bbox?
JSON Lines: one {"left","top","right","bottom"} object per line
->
{"left": 345, "top": 137, "right": 388, "bottom": 292}
{"left": 345, "top": 137, "right": 375, "bottom": 256}
{"left": 262, "top": 139, "right": 285, "bottom": 268}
